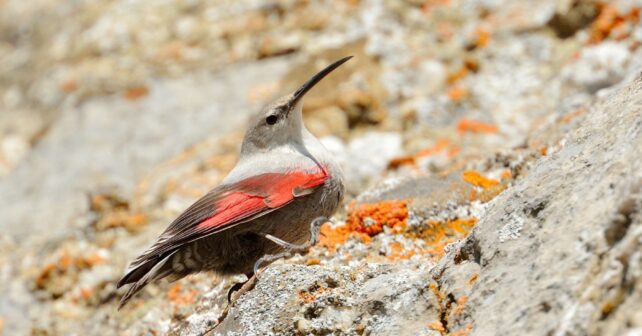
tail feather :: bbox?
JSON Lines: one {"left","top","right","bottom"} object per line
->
{"left": 117, "top": 251, "right": 177, "bottom": 310}
{"left": 117, "top": 258, "right": 158, "bottom": 289}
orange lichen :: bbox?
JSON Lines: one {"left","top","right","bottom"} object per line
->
{"left": 77, "top": 253, "right": 106, "bottom": 268}
{"left": 297, "top": 286, "right": 329, "bottom": 304}
{"left": 158, "top": 40, "right": 188, "bottom": 61}
{"left": 473, "top": 27, "right": 490, "bottom": 48}
{"left": 469, "top": 189, "right": 478, "bottom": 202}
{"left": 387, "top": 241, "right": 417, "bottom": 261}
{"left": 467, "top": 273, "right": 479, "bottom": 286}
{"left": 346, "top": 200, "right": 408, "bottom": 236}
{"left": 319, "top": 201, "right": 408, "bottom": 251}
{"left": 387, "top": 156, "right": 416, "bottom": 169}
{"left": 447, "top": 67, "right": 469, "bottom": 85}
{"left": 447, "top": 59, "right": 479, "bottom": 85}
{"left": 96, "top": 212, "right": 148, "bottom": 232}
{"left": 123, "top": 86, "right": 150, "bottom": 101}
{"left": 589, "top": 4, "right": 640, "bottom": 43}
{"left": 389, "top": 139, "right": 458, "bottom": 169}
{"left": 167, "top": 283, "right": 182, "bottom": 300}
{"left": 318, "top": 223, "right": 350, "bottom": 251}
{"left": 435, "top": 21, "right": 454, "bottom": 39}
{"left": 457, "top": 119, "right": 498, "bottom": 134}
{"left": 428, "top": 320, "right": 446, "bottom": 332}
{"left": 447, "top": 86, "right": 469, "bottom": 101}
{"left": 559, "top": 107, "right": 587, "bottom": 124}
{"left": 60, "top": 78, "right": 78, "bottom": 93}
{"left": 35, "top": 264, "right": 57, "bottom": 288}
{"left": 462, "top": 171, "right": 499, "bottom": 189}
{"left": 167, "top": 283, "right": 198, "bottom": 305}
{"left": 429, "top": 283, "right": 446, "bottom": 302}
{"left": 477, "top": 183, "right": 507, "bottom": 203}
{"left": 318, "top": 223, "right": 372, "bottom": 251}
{"left": 298, "top": 291, "right": 316, "bottom": 304}
{"left": 306, "top": 258, "right": 321, "bottom": 266}
{"left": 78, "top": 287, "right": 94, "bottom": 300}
{"left": 429, "top": 283, "right": 449, "bottom": 327}
{"left": 453, "top": 295, "right": 468, "bottom": 316}
{"left": 500, "top": 169, "right": 513, "bottom": 180}
{"left": 451, "top": 323, "right": 474, "bottom": 336}
{"left": 410, "top": 218, "right": 477, "bottom": 257}
{"left": 58, "top": 253, "right": 73, "bottom": 269}
{"left": 602, "top": 301, "right": 617, "bottom": 316}
{"left": 35, "top": 251, "right": 105, "bottom": 289}
{"left": 422, "top": 0, "right": 450, "bottom": 14}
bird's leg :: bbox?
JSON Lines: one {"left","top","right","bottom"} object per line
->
{"left": 253, "top": 250, "right": 292, "bottom": 276}
{"left": 264, "top": 216, "right": 328, "bottom": 252}
{"left": 229, "top": 273, "right": 258, "bottom": 303}
{"left": 227, "top": 272, "right": 254, "bottom": 304}
{"left": 253, "top": 216, "right": 328, "bottom": 276}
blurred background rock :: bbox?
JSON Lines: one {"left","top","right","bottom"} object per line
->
{"left": 0, "top": 0, "right": 641, "bottom": 335}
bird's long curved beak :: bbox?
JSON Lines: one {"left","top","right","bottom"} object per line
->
{"left": 289, "top": 56, "right": 353, "bottom": 108}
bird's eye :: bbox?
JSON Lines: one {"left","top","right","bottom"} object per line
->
{"left": 266, "top": 115, "right": 278, "bottom": 125}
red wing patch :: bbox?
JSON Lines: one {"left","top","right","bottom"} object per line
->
{"left": 197, "top": 192, "right": 265, "bottom": 230}
{"left": 121, "top": 166, "right": 330, "bottom": 281}
{"left": 196, "top": 168, "right": 328, "bottom": 230}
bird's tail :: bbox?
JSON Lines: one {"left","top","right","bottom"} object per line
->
{"left": 117, "top": 251, "right": 177, "bottom": 310}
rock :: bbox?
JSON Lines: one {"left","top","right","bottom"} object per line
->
{"left": 429, "top": 77, "right": 642, "bottom": 336}
{"left": 3, "top": 0, "right": 642, "bottom": 334}
{"left": 321, "top": 132, "right": 403, "bottom": 195}
{"left": 183, "top": 74, "right": 642, "bottom": 336}
{"left": 0, "top": 58, "right": 290, "bottom": 243}
{"left": 304, "top": 105, "right": 350, "bottom": 138}
{"left": 0, "top": 135, "right": 30, "bottom": 176}
{"left": 563, "top": 41, "right": 632, "bottom": 93}
{"left": 547, "top": 0, "right": 600, "bottom": 38}
{"left": 213, "top": 264, "right": 442, "bottom": 336}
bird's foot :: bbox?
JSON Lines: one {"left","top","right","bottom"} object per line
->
{"left": 227, "top": 273, "right": 254, "bottom": 305}
{"left": 228, "top": 273, "right": 257, "bottom": 304}
{"left": 253, "top": 216, "right": 329, "bottom": 277}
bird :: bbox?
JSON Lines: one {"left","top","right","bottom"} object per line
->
{"left": 116, "top": 56, "right": 351, "bottom": 309}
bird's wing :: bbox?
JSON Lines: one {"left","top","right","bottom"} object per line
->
{"left": 118, "top": 167, "right": 328, "bottom": 286}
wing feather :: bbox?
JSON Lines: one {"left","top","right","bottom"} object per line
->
{"left": 118, "top": 167, "right": 328, "bottom": 286}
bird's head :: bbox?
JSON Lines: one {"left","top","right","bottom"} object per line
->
{"left": 241, "top": 56, "right": 352, "bottom": 155}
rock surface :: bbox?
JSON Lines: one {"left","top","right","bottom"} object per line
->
{"left": 187, "top": 76, "right": 642, "bottom": 336}
{"left": 1, "top": 0, "right": 642, "bottom": 335}
{"left": 432, "top": 78, "right": 642, "bottom": 336}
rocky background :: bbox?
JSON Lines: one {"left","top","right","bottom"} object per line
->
{"left": 1, "top": 0, "right": 641, "bottom": 335}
